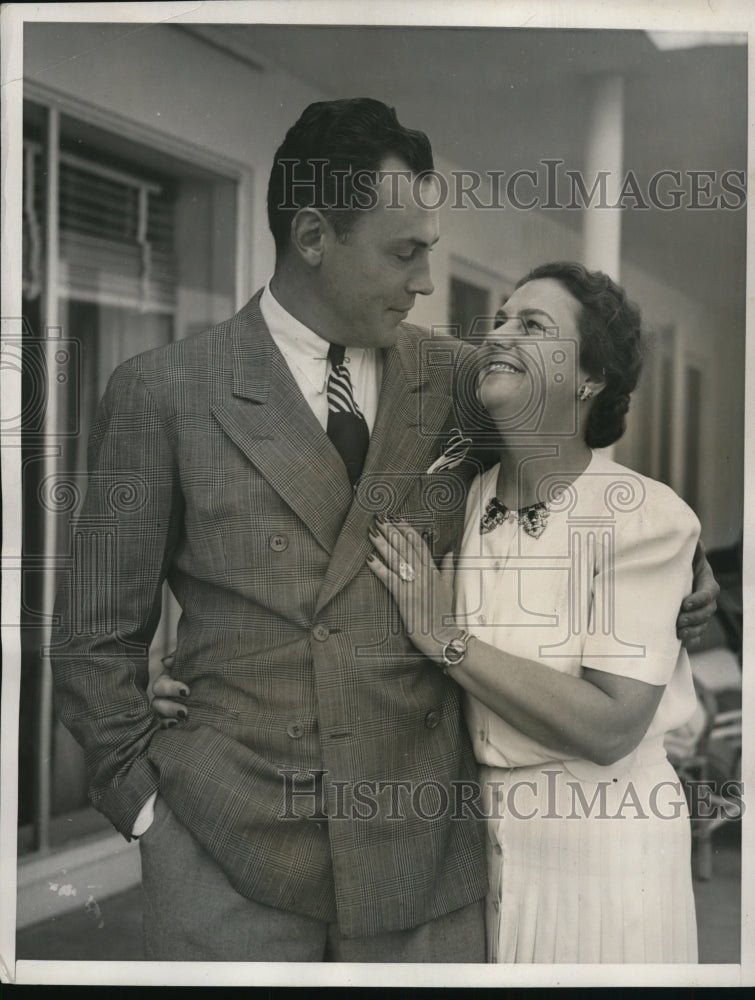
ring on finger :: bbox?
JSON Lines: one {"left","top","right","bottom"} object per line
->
{"left": 398, "top": 560, "right": 416, "bottom": 583}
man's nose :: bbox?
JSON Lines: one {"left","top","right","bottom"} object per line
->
{"left": 406, "top": 259, "right": 434, "bottom": 296}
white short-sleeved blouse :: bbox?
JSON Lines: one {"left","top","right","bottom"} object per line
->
{"left": 455, "top": 451, "right": 701, "bottom": 774}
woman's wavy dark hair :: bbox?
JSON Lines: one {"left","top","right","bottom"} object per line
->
{"left": 516, "top": 262, "right": 645, "bottom": 448}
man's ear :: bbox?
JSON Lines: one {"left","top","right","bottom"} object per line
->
{"left": 290, "top": 208, "right": 330, "bottom": 267}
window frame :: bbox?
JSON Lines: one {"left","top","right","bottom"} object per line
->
{"left": 447, "top": 255, "right": 515, "bottom": 340}
{"left": 17, "top": 82, "right": 252, "bottom": 857}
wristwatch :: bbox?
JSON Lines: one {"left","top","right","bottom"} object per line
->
{"left": 440, "top": 629, "right": 473, "bottom": 673}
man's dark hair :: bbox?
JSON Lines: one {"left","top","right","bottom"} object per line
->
{"left": 517, "top": 262, "right": 645, "bottom": 449}
{"left": 267, "top": 98, "right": 434, "bottom": 257}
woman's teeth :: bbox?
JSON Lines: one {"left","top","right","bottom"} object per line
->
{"left": 486, "top": 360, "right": 523, "bottom": 374}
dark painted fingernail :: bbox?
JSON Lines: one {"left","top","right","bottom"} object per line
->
{"left": 177, "top": 707, "right": 188, "bottom": 719}
{"left": 167, "top": 719, "right": 178, "bottom": 728}
{"left": 179, "top": 688, "right": 189, "bottom": 697}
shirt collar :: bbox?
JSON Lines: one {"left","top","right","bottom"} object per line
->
{"left": 260, "top": 281, "right": 376, "bottom": 390}
{"left": 261, "top": 282, "right": 330, "bottom": 357}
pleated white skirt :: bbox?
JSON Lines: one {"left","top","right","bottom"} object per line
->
{"left": 481, "top": 745, "right": 698, "bottom": 963}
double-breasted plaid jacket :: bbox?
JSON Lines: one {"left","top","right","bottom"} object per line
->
{"left": 51, "top": 291, "right": 488, "bottom": 939}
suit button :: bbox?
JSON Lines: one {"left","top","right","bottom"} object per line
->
{"left": 270, "top": 534, "right": 288, "bottom": 551}
{"left": 424, "top": 710, "right": 441, "bottom": 729}
{"left": 287, "top": 722, "right": 304, "bottom": 739}
{"left": 312, "top": 624, "right": 330, "bottom": 642}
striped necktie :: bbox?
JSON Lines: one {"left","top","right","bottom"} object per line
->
{"left": 326, "top": 342, "right": 370, "bottom": 485}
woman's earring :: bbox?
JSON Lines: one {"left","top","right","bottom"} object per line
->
{"left": 577, "top": 384, "right": 594, "bottom": 402}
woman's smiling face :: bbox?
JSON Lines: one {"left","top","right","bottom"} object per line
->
{"left": 476, "top": 278, "right": 586, "bottom": 433}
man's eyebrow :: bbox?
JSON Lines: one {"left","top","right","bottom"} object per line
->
{"left": 391, "top": 235, "right": 440, "bottom": 249}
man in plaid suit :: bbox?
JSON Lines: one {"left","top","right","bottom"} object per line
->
{"left": 52, "top": 98, "right": 716, "bottom": 962}
{"left": 52, "top": 99, "right": 489, "bottom": 961}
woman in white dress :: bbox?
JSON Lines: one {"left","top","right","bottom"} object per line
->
{"left": 368, "top": 262, "right": 699, "bottom": 963}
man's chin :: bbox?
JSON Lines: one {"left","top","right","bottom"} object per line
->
{"left": 381, "top": 328, "right": 403, "bottom": 347}
{"left": 370, "top": 324, "right": 403, "bottom": 348}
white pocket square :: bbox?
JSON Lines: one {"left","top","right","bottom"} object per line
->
{"left": 426, "top": 428, "right": 472, "bottom": 475}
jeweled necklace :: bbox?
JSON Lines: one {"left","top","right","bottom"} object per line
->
{"left": 480, "top": 496, "right": 551, "bottom": 538}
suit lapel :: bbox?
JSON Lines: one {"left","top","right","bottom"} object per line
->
{"left": 211, "top": 294, "right": 353, "bottom": 555}
{"left": 315, "top": 327, "right": 454, "bottom": 614}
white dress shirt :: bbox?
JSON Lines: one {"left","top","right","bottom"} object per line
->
{"left": 260, "top": 282, "right": 382, "bottom": 433}
{"left": 133, "top": 284, "right": 383, "bottom": 836}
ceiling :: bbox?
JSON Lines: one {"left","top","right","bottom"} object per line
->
{"left": 181, "top": 24, "right": 747, "bottom": 313}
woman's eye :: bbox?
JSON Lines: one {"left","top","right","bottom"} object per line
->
{"left": 524, "top": 318, "right": 546, "bottom": 334}
{"left": 395, "top": 250, "right": 415, "bottom": 262}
